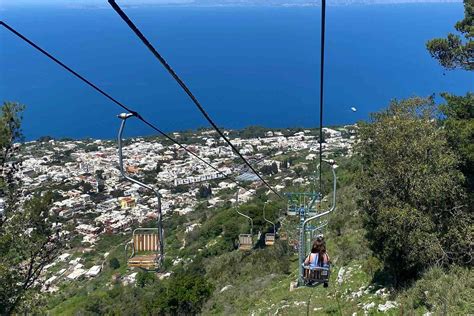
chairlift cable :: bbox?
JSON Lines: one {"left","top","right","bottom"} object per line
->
{"left": 319, "top": 0, "right": 326, "bottom": 194}
{"left": 108, "top": 0, "right": 283, "bottom": 199}
{"left": 0, "top": 21, "right": 250, "bottom": 193}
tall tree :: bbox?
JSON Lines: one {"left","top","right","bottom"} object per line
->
{"left": 440, "top": 92, "right": 474, "bottom": 194}
{"left": 426, "top": 0, "right": 473, "bottom": 70}
{"left": 427, "top": 0, "right": 473, "bottom": 220}
{"left": 357, "top": 97, "right": 472, "bottom": 284}
{"left": 0, "top": 102, "right": 64, "bottom": 314}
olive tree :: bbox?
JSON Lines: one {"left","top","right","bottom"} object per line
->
{"left": 357, "top": 97, "right": 472, "bottom": 284}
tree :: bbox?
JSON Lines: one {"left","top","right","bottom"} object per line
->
{"left": 259, "top": 163, "right": 278, "bottom": 176}
{"left": 95, "top": 170, "right": 106, "bottom": 193}
{"left": 426, "top": 0, "right": 473, "bottom": 70}
{"left": 136, "top": 271, "right": 156, "bottom": 288}
{"left": 357, "top": 97, "right": 472, "bottom": 284}
{"left": 109, "top": 257, "right": 120, "bottom": 270}
{"left": 427, "top": 1, "right": 473, "bottom": 198}
{"left": 196, "top": 185, "right": 212, "bottom": 199}
{"left": 426, "top": 3, "right": 473, "bottom": 271}
{"left": 155, "top": 270, "right": 214, "bottom": 315}
{"left": 0, "top": 102, "right": 64, "bottom": 314}
{"left": 440, "top": 93, "right": 474, "bottom": 195}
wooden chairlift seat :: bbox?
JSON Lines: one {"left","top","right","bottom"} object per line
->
{"left": 302, "top": 265, "right": 330, "bottom": 286}
{"left": 265, "top": 233, "right": 275, "bottom": 246}
{"left": 127, "top": 230, "right": 160, "bottom": 269}
{"left": 238, "top": 234, "right": 252, "bottom": 251}
{"left": 128, "top": 254, "right": 160, "bottom": 269}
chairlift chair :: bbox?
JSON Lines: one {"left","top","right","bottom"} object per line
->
{"left": 117, "top": 113, "right": 164, "bottom": 271}
{"left": 276, "top": 209, "right": 288, "bottom": 241}
{"left": 238, "top": 234, "right": 253, "bottom": 251}
{"left": 126, "top": 228, "right": 161, "bottom": 269}
{"left": 263, "top": 201, "right": 276, "bottom": 246}
{"left": 302, "top": 265, "right": 331, "bottom": 287}
{"left": 235, "top": 190, "right": 253, "bottom": 251}
{"left": 300, "top": 160, "right": 337, "bottom": 287}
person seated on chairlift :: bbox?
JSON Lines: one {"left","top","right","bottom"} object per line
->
{"left": 304, "top": 236, "right": 330, "bottom": 276}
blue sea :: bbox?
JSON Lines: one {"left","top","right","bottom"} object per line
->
{"left": 0, "top": 3, "right": 472, "bottom": 140}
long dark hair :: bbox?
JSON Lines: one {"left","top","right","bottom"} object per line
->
{"left": 311, "top": 240, "right": 321, "bottom": 253}
{"left": 311, "top": 238, "right": 327, "bottom": 264}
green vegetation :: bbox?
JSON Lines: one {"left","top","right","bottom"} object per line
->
{"left": 357, "top": 97, "right": 471, "bottom": 284}
{"left": 398, "top": 266, "right": 473, "bottom": 314}
{"left": 426, "top": 0, "right": 473, "bottom": 70}
{"left": 440, "top": 92, "right": 474, "bottom": 197}
{"left": 0, "top": 102, "right": 65, "bottom": 314}
{"left": 109, "top": 257, "right": 120, "bottom": 270}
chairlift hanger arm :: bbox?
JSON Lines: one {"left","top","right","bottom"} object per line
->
{"left": 235, "top": 190, "right": 253, "bottom": 235}
{"left": 308, "top": 159, "right": 336, "bottom": 210}
{"left": 262, "top": 201, "right": 276, "bottom": 234}
{"left": 118, "top": 115, "right": 157, "bottom": 193}
{"left": 303, "top": 160, "right": 336, "bottom": 230}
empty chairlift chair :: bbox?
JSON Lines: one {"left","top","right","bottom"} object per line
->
{"left": 277, "top": 209, "right": 288, "bottom": 241}
{"left": 263, "top": 201, "right": 276, "bottom": 246}
{"left": 117, "top": 113, "right": 164, "bottom": 271}
{"left": 238, "top": 234, "right": 253, "bottom": 251}
{"left": 265, "top": 234, "right": 275, "bottom": 246}
{"left": 235, "top": 190, "right": 253, "bottom": 251}
{"left": 126, "top": 228, "right": 161, "bottom": 269}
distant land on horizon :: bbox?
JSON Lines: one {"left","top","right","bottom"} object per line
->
{"left": 1, "top": 0, "right": 462, "bottom": 8}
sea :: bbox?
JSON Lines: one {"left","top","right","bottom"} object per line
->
{"left": 0, "top": 3, "right": 472, "bottom": 140}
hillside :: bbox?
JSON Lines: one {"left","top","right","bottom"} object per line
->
{"left": 43, "top": 152, "right": 472, "bottom": 315}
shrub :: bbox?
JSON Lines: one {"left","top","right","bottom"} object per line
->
{"left": 109, "top": 257, "right": 120, "bottom": 270}
{"left": 398, "top": 266, "right": 473, "bottom": 314}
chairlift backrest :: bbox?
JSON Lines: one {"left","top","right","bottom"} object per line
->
{"left": 239, "top": 234, "right": 252, "bottom": 250}
{"left": 265, "top": 233, "right": 275, "bottom": 246}
{"left": 239, "top": 234, "right": 252, "bottom": 245}
{"left": 133, "top": 232, "right": 159, "bottom": 252}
